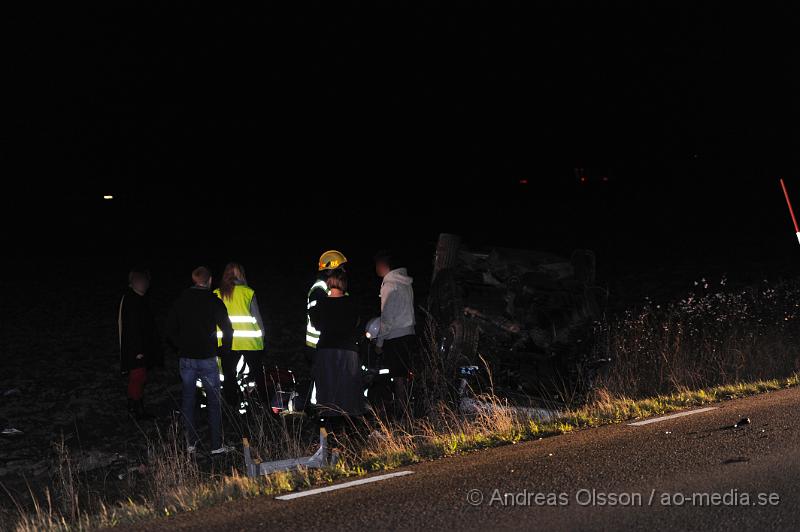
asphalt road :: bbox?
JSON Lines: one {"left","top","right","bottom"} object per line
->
{"left": 122, "top": 387, "right": 800, "bottom": 532}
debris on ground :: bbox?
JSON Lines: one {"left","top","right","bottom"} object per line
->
{"left": 71, "top": 450, "right": 128, "bottom": 473}
{"left": 722, "top": 456, "right": 750, "bottom": 464}
{"left": 117, "top": 464, "right": 147, "bottom": 480}
{"left": 1, "top": 416, "right": 23, "bottom": 436}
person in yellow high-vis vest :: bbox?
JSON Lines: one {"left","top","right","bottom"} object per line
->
{"left": 305, "top": 250, "right": 347, "bottom": 407}
{"left": 214, "top": 262, "right": 265, "bottom": 411}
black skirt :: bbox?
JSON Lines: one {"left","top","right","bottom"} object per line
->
{"left": 312, "top": 348, "right": 365, "bottom": 417}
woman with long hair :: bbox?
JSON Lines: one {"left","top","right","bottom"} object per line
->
{"left": 213, "top": 262, "right": 266, "bottom": 412}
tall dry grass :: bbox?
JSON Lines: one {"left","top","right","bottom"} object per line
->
{"left": 6, "top": 277, "right": 800, "bottom": 530}
{"left": 594, "top": 277, "right": 800, "bottom": 397}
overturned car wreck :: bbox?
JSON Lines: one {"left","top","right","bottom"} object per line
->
{"left": 428, "top": 234, "right": 608, "bottom": 397}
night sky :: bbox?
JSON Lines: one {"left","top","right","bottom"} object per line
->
{"left": 2, "top": 7, "right": 798, "bottom": 277}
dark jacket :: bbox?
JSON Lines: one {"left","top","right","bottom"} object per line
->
{"left": 309, "top": 295, "right": 360, "bottom": 352}
{"left": 167, "top": 286, "right": 233, "bottom": 359}
{"left": 118, "top": 288, "right": 163, "bottom": 372}
{"left": 308, "top": 281, "right": 328, "bottom": 309}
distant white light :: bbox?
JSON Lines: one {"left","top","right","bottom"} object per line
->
{"left": 378, "top": 368, "right": 390, "bottom": 375}
{"left": 103, "top": 195, "right": 113, "bottom": 200}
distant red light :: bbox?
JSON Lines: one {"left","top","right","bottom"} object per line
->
{"left": 519, "top": 179, "right": 528, "bottom": 185}
{"left": 580, "top": 176, "right": 587, "bottom": 183}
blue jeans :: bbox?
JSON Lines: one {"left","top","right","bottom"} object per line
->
{"left": 180, "top": 357, "right": 222, "bottom": 450}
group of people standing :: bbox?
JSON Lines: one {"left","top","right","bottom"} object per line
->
{"left": 117, "top": 249, "right": 417, "bottom": 454}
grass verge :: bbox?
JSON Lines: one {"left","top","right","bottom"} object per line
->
{"left": 10, "top": 372, "right": 798, "bottom": 531}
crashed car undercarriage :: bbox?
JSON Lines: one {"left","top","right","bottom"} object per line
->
{"left": 427, "top": 233, "right": 608, "bottom": 400}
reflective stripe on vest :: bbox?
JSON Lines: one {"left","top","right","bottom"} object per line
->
{"left": 306, "top": 280, "right": 328, "bottom": 347}
{"left": 214, "top": 285, "right": 264, "bottom": 351}
{"left": 229, "top": 315, "right": 257, "bottom": 324}
{"left": 217, "top": 330, "right": 263, "bottom": 338}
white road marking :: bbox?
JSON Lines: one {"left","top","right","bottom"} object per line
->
{"left": 628, "top": 407, "right": 717, "bottom": 426}
{"left": 275, "top": 470, "right": 414, "bottom": 500}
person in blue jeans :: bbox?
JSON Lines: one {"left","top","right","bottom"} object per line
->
{"left": 178, "top": 357, "right": 223, "bottom": 451}
{"left": 167, "top": 266, "right": 234, "bottom": 454}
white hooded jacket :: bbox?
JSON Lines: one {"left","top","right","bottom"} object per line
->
{"left": 377, "top": 268, "right": 416, "bottom": 346}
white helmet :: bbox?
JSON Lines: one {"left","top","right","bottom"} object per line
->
{"left": 365, "top": 317, "right": 381, "bottom": 339}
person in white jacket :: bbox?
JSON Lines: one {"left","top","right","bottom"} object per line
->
{"left": 374, "top": 250, "right": 418, "bottom": 416}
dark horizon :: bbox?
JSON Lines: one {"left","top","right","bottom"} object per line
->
{"left": 5, "top": 9, "right": 797, "bottom": 170}
{"left": 1, "top": 7, "right": 798, "bottom": 278}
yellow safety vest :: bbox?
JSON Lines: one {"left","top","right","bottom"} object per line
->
{"left": 306, "top": 280, "right": 328, "bottom": 348}
{"left": 214, "top": 284, "right": 264, "bottom": 351}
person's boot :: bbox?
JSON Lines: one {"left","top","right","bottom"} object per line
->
{"left": 133, "top": 399, "right": 154, "bottom": 420}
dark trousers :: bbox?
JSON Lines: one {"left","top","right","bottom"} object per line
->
{"left": 383, "top": 335, "right": 418, "bottom": 377}
{"left": 179, "top": 357, "right": 222, "bottom": 450}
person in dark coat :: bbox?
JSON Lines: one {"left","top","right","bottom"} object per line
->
{"left": 308, "top": 268, "right": 364, "bottom": 436}
{"left": 118, "top": 268, "right": 162, "bottom": 419}
{"left": 166, "top": 266, "right": 234, "bottom": 455}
